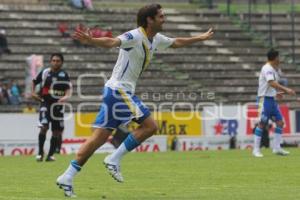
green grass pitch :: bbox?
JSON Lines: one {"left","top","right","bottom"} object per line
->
{"left": 0, "top": 149, "right": 300, "bottom": 200}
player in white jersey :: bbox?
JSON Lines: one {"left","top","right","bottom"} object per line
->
{"left": 252, "top": 49, "right": 296, "bottom": 158}
{"left": 56, "top": 4, "right": 214, "bottom": 197}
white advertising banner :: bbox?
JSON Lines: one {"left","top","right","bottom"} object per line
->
{"left": 0, "top": 137, "right": 167, "bottom": 156}
{"left": 202, "top": 105, "right": 247, "bottom": 137}
{"left": 133, "top": 136, "right": 167, "bottom": 152}
{"left": 0, "top": 113, "right": 74, "bottom": 140}
{"left": 176, "top": 135, "right": 300, "bottom": 152}
{"left": 0, "top": 140, "right": 115, "bottom": 156}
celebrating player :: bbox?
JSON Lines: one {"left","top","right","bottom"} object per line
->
{"left": 56, "top": 4, "right": 213, "bottom": 197}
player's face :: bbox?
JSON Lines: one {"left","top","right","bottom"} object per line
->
{"left": 51, "top": 56, "right": 63, "bottom": 71}
{"left": 273, "top": 56, "right": 280, "bottom": 67}
{"left": 151, "top": 9, "right": 165, "bottom": 32}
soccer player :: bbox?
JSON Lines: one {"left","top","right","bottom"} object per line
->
{"left": 32, "top": 53, "right": 71, "bottom": 162}
{"left": 56, "top": 4, "right": 214, "bottom": 197}
{"left": 252, "top": 49, "right": 296, "bottom": 158}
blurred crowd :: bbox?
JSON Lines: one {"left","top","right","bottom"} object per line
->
{"left": 0, "top": 28, "right": 11, "bottom": 55}
{"left": 58, "top": 23, "right": 113, "bottom": 47}
{"left": 0, "top": 80, "right": 22, "bottom": 105}
{"left": 69, "top": 0, "right": 94, "bottom": 10}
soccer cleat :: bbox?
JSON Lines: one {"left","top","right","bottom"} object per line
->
{"left": 103, "top": 155, "right": 124, "bottom": 183}
{"left": 252, "top": 149, "right": 264, "bottom": 158}
{"left": 273, "top": 148, "right": 290, "bottom": 156}
{"left": 45, "top": 156, "right": 56, "bottom": 162}
{"left": 56, "top": 175, "right": 76, "bottom": 198}
{"left": 36, "top": 155, "right": 43, "bottom": 162}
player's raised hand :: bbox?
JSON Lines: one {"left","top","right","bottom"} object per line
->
{"left": 276, "top": 92, "right": 284, "bottom": 100}
{"left": 286, "top": 88, "right": 296, "bottom": 96}
{"left": 72, "top": 29, "right": 92, "bottom": 45}
{"left": 200, "top": 28, "right": 214, "bottom": 40}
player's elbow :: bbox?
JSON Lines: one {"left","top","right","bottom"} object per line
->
{"left": 171, "top": 40, "right": 183, "bottom": 48}
{"left": 144, "top": 121, "right": 158, "bottom": 136}
{"left": 106, "top": 38, "right": 120, "bottom": 48}
{"left": 148, "top": 122, "right": 159, "bottom": 136}
{"left": 268, "top": 80, "right": 276, "bottom": 88}
{"left": 150, "top": 122, "right": 159, "bottom": 134}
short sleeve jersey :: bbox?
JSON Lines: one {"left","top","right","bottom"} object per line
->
{"left": 257, "top": 63, "right": 279, "bottom": 97}
{"left": 33, "top": 68, "right": 71, "bottom": 103}
{"left": 105, "top": 27, "right": 175, "bottom": 93}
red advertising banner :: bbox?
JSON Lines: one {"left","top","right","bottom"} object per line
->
{"left": 246, "top": 104, "right": 291, "bottom": 135}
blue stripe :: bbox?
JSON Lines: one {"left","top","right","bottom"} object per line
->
{"left": 139, "top": 43, "right": 147, "bottom": 77}
{"left": 71, "top": 160, "right": 81, "bottom": 171}
{"left": 121, "top": 61, "right": 129, "bottom": 78}
{"left": 124, "top": 133, "right": 140, "bottom": 151}
{"left": 275, "top": 127, "right": 282, "bottom": 134}
{"left": 254, "top": 127, "right": 263, "bottom": 137}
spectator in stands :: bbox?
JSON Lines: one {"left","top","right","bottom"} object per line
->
{"left": 69, "top": 0, "right": 93, "bottom": 10}
{"left": 73, "top": 24, "right": 88, "bottom": 47}
{"left": 90, "top": 26, "right": 102, "bottom": 38}
{"left": 58, "top": 22, "right": 70, "bottom": 38}
{"left": 75, "top": 23, "right": 88, "bottom": 34}
{"left": 90, "top": 25, "right": 113, "bottom": 38}
{"left": 69, "top": 0, "right": 84, "bottom": 9}
{"left": 83, "top": 0, "right": 93, "bottom": 10}
{"left": 0, "top": 28, "right": 11, "bottom": 55}
{"left": 22, "top": 101, "right": 36, "bottom": 113}
{"left": 1, "top": 82, "right": 10, "bottom": 104}
{"left": 7, "top": 81, "right": 15, "bottom": 105}
{"left": 0, "top": 81, "right": 4, "bottom": 104}
{"left": 9, "top": 80, "right": 21, "bottom": 105}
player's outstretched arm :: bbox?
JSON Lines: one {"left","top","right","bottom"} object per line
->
{"left": 72, "top": 30, "right": 121, "bottom": 48}
{"left": 171, "top": 28, "right": 214, "bottom": 48}
{"left": 269, "top": 80, "right": 296, "bottom": 96}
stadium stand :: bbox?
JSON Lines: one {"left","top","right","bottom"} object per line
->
{"left": 0, "top": 0, "right": 299, "bottom": 112}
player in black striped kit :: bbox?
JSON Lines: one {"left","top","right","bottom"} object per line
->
{"left": 32, "top": 53, "right": 71, "bottom": 162}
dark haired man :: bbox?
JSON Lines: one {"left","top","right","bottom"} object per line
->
{"left": 56, "top": 4, "right": 213, "bottom": 197}
{"left": 252, "top": 49, "right": 296, "bottom": 157}
{"left": 32, "top": 53, "right": 71, "bottom": 162}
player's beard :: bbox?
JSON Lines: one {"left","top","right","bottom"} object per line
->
{"left": 52, "top": 65, "right": 62, "bottom": 72}
{"left": 154, "top": 24, "right": 163, "bottom": 32}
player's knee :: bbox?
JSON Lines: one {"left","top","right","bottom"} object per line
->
{"left": 257, "top": 122, "right": 266, "bottom": 130}
{"left": 40, "top": 126, "right": 48, "bottom": 133}
{"left": 276, "top": 121, "right": 284, "bottom": 128}
{"left": 147, "top": 121, "right": 158, "bottom": 135}
{"left": 52, "top": 130, "right": 63, "bottom": 137}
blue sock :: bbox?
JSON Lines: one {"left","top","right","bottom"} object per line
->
{"left": 124, "top": 133, "right": 140, "bottom": 151}
{"left": 254, "top": 127, "right": 263, "bottom": 137}
{"left": 71, "top": 160, "right": 81, "bottom": 172}
{"left": 275, "top": 127, "right": 282, "bottom": 134}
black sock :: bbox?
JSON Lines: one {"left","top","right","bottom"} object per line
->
{"left": 48, "top": 136, "right": 58, "bottom": 157}
{"left": 55, "top": 134, "right": 62, "bottom": 154}
{"left": 38, "top": 133, "right": 46, "bottom": 156}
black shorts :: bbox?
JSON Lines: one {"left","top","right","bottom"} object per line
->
{"left": 38, "top": 102, "right": 64, "bottom": 131}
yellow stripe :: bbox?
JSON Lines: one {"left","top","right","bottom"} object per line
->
{"left": 140, "top": 27, "right": 151, "bottom": 71}
{"left": 258, "top": 97, "right": 264, "bottom": 117}
{"left": 142, "top": 41, "right": 150, "bottom": 69}
{"left": 118, "top": 89, "right": 137, "bottom": 116}
{"left": 140, "top": 27, "right": 147, "bottom": 37}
